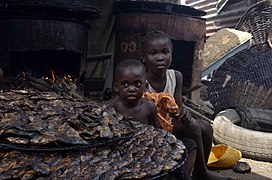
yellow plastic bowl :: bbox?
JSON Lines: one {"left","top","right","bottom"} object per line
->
{"left": 208, "top": 144, "right": 242, "bottom": 168}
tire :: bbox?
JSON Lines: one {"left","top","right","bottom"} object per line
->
{"left": 213, "top": 109, "right": 272, "bottom": 162}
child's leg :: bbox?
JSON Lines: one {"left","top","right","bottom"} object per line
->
{"left": 171, "top": 136, "right": 196, "bottom": 180}
{"left": 198, "top": 120, "right": 213, "bottom": 163}
{"left": 173, "top": 119, "right": 206, "bottom": 173}
{"left": 173, "top": 119, "right": 235, "bottom": 180}
{"left": 181, "top": 138, "right": 197, "bottom": 179}
{"left": 184, "top": 149, "right": 196, "bottom": 180}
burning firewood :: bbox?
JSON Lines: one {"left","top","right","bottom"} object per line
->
{"left": 15, "top": 71, "right": 84, "bottom": 100}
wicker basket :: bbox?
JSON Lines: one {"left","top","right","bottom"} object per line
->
{"left": 235, "top": 0, "right": 272, "bottom": 45}
{"left": 208, "top": 43, "right": 272, "bottom": 113}
{"left": 230, "top": 82, "right": 272, "bottom": 110}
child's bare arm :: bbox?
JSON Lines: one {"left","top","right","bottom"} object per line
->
{"left": 148, "top": 102, "right": 160, "bottom": 128}
{"left": 175, "top": 106, "right": 192, "bottom": 125}
{"left": 174, "top": 70, "right": 192, "bottom": 125}
{"left": 174, "top": 70, "right": 183, "bottom": 107}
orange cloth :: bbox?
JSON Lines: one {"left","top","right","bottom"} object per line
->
{"left": 143, "top": 92, "right": 179, "bottom": 133}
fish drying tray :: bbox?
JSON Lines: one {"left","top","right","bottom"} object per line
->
{"left": 0, "top": 134, "right": 134, "bottom": 152}
{"left": 146, "top": 148, "right": 188, "bottom": 180}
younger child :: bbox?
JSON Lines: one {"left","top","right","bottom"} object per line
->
{"left": 142, "top": 30, "right": 234, "bottom": 180}
{"left": 109, "top": 58, "right": 198, "bottom": 179}
{"left": 108, "top": 59, "right": 160, "bottom": 128}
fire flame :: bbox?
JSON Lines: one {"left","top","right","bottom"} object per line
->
{"left": 43, "top": 69, "right": 72, "bottom": 82}
{"left": 51, "top": 69, "right": 55, "bottom": 82}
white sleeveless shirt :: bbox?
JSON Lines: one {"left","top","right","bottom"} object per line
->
{"left": 147, "top": 69, "right": 176, "bottom": 96}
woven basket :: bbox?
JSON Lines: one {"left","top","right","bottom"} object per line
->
{"left": 235, "top": 0, "right": 272, "bottom": 45}
{"left": 208, "top": 43, "right": 272, "bottom": 113}
{"left": 230, "top": 82, "right": 272, "bottom": 110}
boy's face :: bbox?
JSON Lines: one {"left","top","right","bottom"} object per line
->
{"left": 143, "top": 37, "right": 172, "bottom": 72}
{"left": 115, "top": 67, "right": 146, "bottom": 105}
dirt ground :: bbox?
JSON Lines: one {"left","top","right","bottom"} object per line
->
{"left": 213, "top": 158, "right": 272, "bottom": 180}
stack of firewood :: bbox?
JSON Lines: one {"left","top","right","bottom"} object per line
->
{"left": 0, "top": 72, "right": 84, "bottom": 101}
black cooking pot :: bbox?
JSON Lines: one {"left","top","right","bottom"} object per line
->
{"left": 0, "top": 0, "right": 100, "bottom": 20}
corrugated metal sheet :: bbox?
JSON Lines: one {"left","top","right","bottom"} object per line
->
{"left": 185, "top": 0, "right": 252, "bottom": 37}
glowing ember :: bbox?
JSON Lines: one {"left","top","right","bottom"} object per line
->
{"left": 64, "top": 74, "right": 73, "bottom": 82}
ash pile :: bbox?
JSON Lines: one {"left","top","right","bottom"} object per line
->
{"left": 0, "top": 89, "right": 187, "bottom": 179}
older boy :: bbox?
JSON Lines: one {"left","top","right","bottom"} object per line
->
{"left": 142, "top": 30, "right": 235, "bottom": 180}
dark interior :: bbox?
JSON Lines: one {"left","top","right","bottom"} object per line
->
{"left": 9, "top": 50, "right": 81, "bottom": 79}
{"left": 171, "top": 40, "right": 195, "bottom": 92}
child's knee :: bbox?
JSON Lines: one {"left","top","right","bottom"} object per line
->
{"left": 198, "top": 119, "right": 213, "bottom": 133}
{"left": 184, "top": 120, "right": 202, "bottom": 138}
{"left": 172, "top": 119, "right": 200, "bottom": 138}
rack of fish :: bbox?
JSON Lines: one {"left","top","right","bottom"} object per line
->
{"left": 0, "top": 89, "right": 187, "bottom": 179}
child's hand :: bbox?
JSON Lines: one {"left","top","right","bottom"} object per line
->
{"left": 174, "top": 106, "right": 192, "bottom": 125}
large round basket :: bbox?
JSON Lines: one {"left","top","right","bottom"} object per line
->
{"left": 208, "top": 43, "right": 272, "bottom": 113}
{"left": 235, "top": 0, "right": 272, "bottom": 45}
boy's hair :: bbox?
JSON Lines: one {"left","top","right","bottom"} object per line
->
{"left": 114, "top": 59, "right": 146, "bottom": 80}
{"left": 142, "top": 29, "right": 173, "bottom": 50}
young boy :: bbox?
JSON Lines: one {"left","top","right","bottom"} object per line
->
{"left": 108, "top": 58, "right": 198, "bottom": 179}
{"left": 108, "top": 59, "right": 160, "bottom": 128}
{"left": 142, "top": 30, "right": 234, "bottom": 180}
